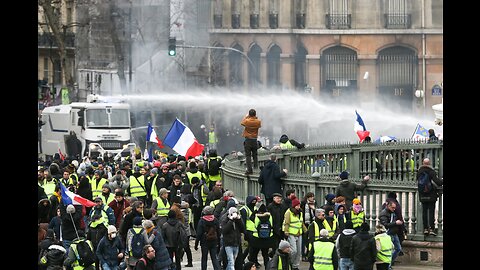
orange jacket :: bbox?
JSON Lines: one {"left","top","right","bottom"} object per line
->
{"left": 241, "top": 116, "right": 262, "bottom": 138}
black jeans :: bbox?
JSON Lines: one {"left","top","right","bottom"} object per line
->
{"left": 244, "top": 138, "right": 258, "bottom": 172}
{"left": 201, "top": 244, "right": 221, "bottom": 270}
{"left": 422, "top": 201, "right": 436, "bottom": 230}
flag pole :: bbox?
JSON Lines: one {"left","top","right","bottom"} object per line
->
{"left": 411, "top": 123, "right": 419, "bottom": 140}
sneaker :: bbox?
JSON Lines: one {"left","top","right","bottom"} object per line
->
{"left": 423, "top": 229, "right": 429, "bottom": 235}
{"left": 429, "top": 229, "right": 437, "bottom": 236}
{"left": 184, "top": 263, "right": 193, "bottom": 267}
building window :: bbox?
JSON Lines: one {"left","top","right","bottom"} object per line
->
{"left": 250, "top": 0, "right": 260, "bottom": 29}
{"left": 66, "top": 7, "right": 72, "bottom": 26}
{"left": 232, "top": 0, "right": 241, "bottom": 29}
{"left": 248, "top": 44, "right": 262, "bottom": 86}
{"left": 53, "top": 60, "right": 62, "bottom": 86}
{"left": 321, "top": 46, "right": 358, "bottom": 98}
{"left": 267, "top": 45, "right": 281, "bottom": 87}
{"left": 326, "top": 0, "right": 351, "bottom": 29}
{"left": 295, "top": 0, "right": 307, "bottom": 29}
{"left": 229, "top": 44, "right": 244, "bottom": 87}
{"left": 214, "top": 0, "right": 223, "bottom": 28}
{"left": 211, "top": 43, "right": 226, "bottom": 86}
{"left": 43, "top": 57, "right": 49, "bottom": 82}
{"left": 377, "top": 46, "right": 417, "bottom": 110}
{"left": 384, "top": 0, "right": 411, "bottom": 29}
{"left": 294, "top": 45, "right": 307, "bottom": 91}
{"left": 269, "top": 0, "right": 279, "bottom": 29}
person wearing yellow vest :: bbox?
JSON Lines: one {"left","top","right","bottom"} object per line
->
{"left": 129, "top": 166, "right": 147, "bottom": 203}
{"left": 323, "top": 206, "right": 340, "bottom": 241}
{"left": 278, "top": 134, "right": 305, "bottom": 150}
{"left": 374, "top": 224, "right": 394, "bottom": 270}
{"left": 186, "top": 162, "right": 204, "bottom": 185}
{"left": 89, "top": 197, "right": 116, "bottom": 226}
{"left": 99, "top": 184, "right": 115, "bottom": 206}
{"left": 239, "top": 195, "right": 260, "bottom": 262}
{"left": 282, "top": 196, "right": 307, "bottom": 270}
{"left": 63, "top": 230, "right": 96, "bottom": 269}
{"left": 205, "top": 149, "right": 222, "bottom": 189}
{"left": 351, "top": 198, "right": 366, "bottom": 233}
{"left": 308, "top": 228, "right": 338, "bottom": 270}
{"left": 249, "top": 204, "right": 275, "bottom": 268}
{"left": 306, "top": 208, "right": 326, "bottom": 245}
{"left": 151, "top": 187, "right": 171, "bottom": 228}
{"left": 91, "top": 170, "right": 108, "bottom": 200}
{"left": 268, "top": 240, "right": 292, "bottom": 270}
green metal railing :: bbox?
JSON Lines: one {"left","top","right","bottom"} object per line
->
{"left": 222, "top": 140, "right": 443, "bottom": 241}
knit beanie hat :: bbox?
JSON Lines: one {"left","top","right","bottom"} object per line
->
{"left": 325, "top": 193, "right": 336, "bottom": 203}
{"left": 352, "top": 198, "right": 361, "bottom": 205}
{"left": 339, "top": 170, "right": 349, "bottom": 180}
{"left": 291, "top": 196, "right": 300, "bottom": 208}
{"left": 202, "top": 206, "right": 214, "bottom": 215}
{"left": 133, "top": 216, "right": 143, "bottom": 226}
{"left": 278, "top": 240, "right": 290, "bottom": 250}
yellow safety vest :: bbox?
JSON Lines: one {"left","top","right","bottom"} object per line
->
{"left": 210, "top": 199, "right": 221, "bottom": 208}
{"left": 322, "top": 219, "right": 337, "bottom": 238}
{"left": 280, "top": 141, "right": 294, "bottom": 149}
{"left": 70, "top": 239, "right": 95, "bottom": 269}
{"left": 91, "top": 178, "right": 108, "bottom": 199}
{"left": 101, "top": 193, "right": 115, "bottom": 206}
{"left": 89, "top": 205, "right": 110, "bottom": 227}
{"left": 209, "top": 131, "right": 217, "bottom": 144}
{"left": 240, "top": 206, "right": 256, "bottom": 232}
{"left": 252, "top": 215, "right": 273, "bottom": 238}
{"left": 186, "top": 171, "right": 203, "bottom": 185}
{"left": 375, "top": 233, "right": 394, "bottom": 264}
{"left": 129, "top": 175, "right": 147, "bottom": 198}
{"left": 150, "top": 174, "right": 160, "bottom": 198}
{"left": 310, "top": 221, "right": 322, "bottom": 242}
{"left": 155, "top": 197, "right": 170, "bottom": 217}
{"left": 283, "top": 209, "right": 303, "bottom": 235}
{"left": 276, "top": 256, "right": 291, "bottom": 270}
{"left": 350, "top": 211, "right": 365, "bottom": 229}
{"left": 312, "top": 240, "right": 335, "bottom": 270}
{"left": 42, "top": 180, "right": 57, "bottom": 198}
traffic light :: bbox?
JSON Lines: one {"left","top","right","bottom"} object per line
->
{"left": 168, "top": 37, "right": 176, "bottom": 56}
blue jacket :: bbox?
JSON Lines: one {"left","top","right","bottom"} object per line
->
{"left": 149, "top": 228, "right": 172, "bottom": 269}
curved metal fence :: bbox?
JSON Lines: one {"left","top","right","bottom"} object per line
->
{"left": 222, "top": 140, "right": 443, "bottom": 241}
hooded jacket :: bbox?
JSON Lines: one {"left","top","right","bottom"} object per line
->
{"left": 336, "top": 228, "right": 356, "bottom": 258}
{"left": 258, "top": 160, "right": 286, "bottom": 199}
{"left": 350, "top": 231, "right": 377, "bottom": 268}
{"left": 417, "top": 164, "right": 443, "bottom": 202}
{"left": 195, "top": 215, "right": 220, "bottom": 247}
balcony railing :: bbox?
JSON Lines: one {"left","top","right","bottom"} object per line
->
{"left": 384, "top": 13, "right": 411, "bottom": 29}
{"left": 222, "top": 140, "right": 443, "bottom": 241}
{"left": 38, "top": 32, "right": 75, "bottom": 49}
{"left": 326, "top": 14, "right": 351, "bottom": 29}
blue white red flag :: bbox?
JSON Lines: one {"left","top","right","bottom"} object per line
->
{"left": 146, "top": 122, "right": 164, "bottom": 148}
{"left": 59, "top": 182, "right": 95, "bottom": 207}
{"left": 354, "top": 110, "right": 370, "bottom": 142}
{"left": 163, "top": 118, "right": 204, "bottom": 158}
{"left": 411, "top": 123, "right": 429, "bottom": 140}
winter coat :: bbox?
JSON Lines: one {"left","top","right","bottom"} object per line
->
{"left": 161, "top": 218, "right": 183, "bottom": 248}
{"left": 40, "top": 244, "right": 67, "bottom": 270}
{"left": 134, "top": 255, "right": 155, "bottom": 270}
{"left": 350, "top": 231, "right": 377, "bottom": 269}
{"left": 59, "top": 203, "right": 82, "bottom": 241}
{"left": 195, "top": 215, "right": 220, "bottom": 248}
{"left": 108, "top": 198, "right": 130, "bottom": 229}
{"left": 148, "top": 228, "right": 172, "bottom": 270}
{"left": 258, "top": 160, "right": 286, "bottom": 199}
{"left": 308, "top": 238, "right": 338, "bottom": 270}
{"left": 221, "top": 213, "right": 245, "bottom": 247}
{"left": 335, "top": 228, "right": 356, "bottom": 258}
{"left": 119, "top": 209, "right": 143, "bottom": 242}
{"left": 267, "top": 201, "right": 285, "bottom": 238}
{"left": 96, "top": 235, "right": 125, "bottom": 267}
{"left": 335, "top": 179, "right": 368, "bottom": 209}
{"left": 241, "top": 115, "right": 261, "bottom": 139}
{"left": 48, "top": 216, "right": 62, "bottom": 242}
{"left": 417, "top": 165, "right": 443, "bottom": 203}
{"left": 307, "top": 218, "right": 326, "bottom": 244}
{"left": 379, "top": 208, "right": 402, "bottom": 235}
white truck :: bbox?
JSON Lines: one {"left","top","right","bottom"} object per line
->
{"left": 40, "top": 94, "right": 134, "bottom": 160}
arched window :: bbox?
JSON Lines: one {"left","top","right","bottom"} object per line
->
{"left": 267, "top": 45, "right": 282, "bottom": 87}
{"left": 294, "top": 45, "right": 307, "bottom": 91}
{"left": 321, "top": 46, "right": 358, "bottom": 98}
{"left": 229, "top": 44, "right": 244, "bottom": 87}
{"left": 248, "top": 44, "right": 262, "bottom": 86}
{"left": 377, "top": 46, "right": 417, "bottom": 111}
{"left": 211, "top": 43, "right": 226, "bottom": 86}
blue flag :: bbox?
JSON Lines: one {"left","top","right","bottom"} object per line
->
{"left": 412, "top": 123, "right": 429, "bottom": 140}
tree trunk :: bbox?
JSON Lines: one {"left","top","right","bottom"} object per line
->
{"left": 39, "top": 0, "right": 74, "bottom": 88}
{"left": 107, "top": 0, "right": 127, "bottom": 95}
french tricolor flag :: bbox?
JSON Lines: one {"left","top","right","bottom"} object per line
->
{"left": 164, "top": 118, "right": 204, "bottom": 158}
{"left": 147, "top": 122, "right": 164, "bottom": 148}
{"left": 60, "top": 182, "right": 96, "bottom": 207}
{"left": 354, "top": 110, "right": 370, "bottom": 143}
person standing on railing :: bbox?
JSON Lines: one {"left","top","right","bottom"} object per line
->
{"left": 240, "top": 109, "right": 262, "bottom": 175}
{"left": 335, "top": 171, "right": 370, "bottom": 210}
{"left": 417, "top": 158, "right": 443, "bottom": 237}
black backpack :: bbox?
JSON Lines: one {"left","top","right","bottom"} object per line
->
{"left": 418, "top": 171, "right": 432, "bottom": 194}
{"left": 257, "top": 220, "right": 272, "bottom": 238}
{"left": 75, "top": 240, "right": 96, "bottom": 267}
{"left": 129, "top": 228, "right": 146, "bottom": 258}
{"left": 208, "top": 158, "right": 221, "bottom": 176}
